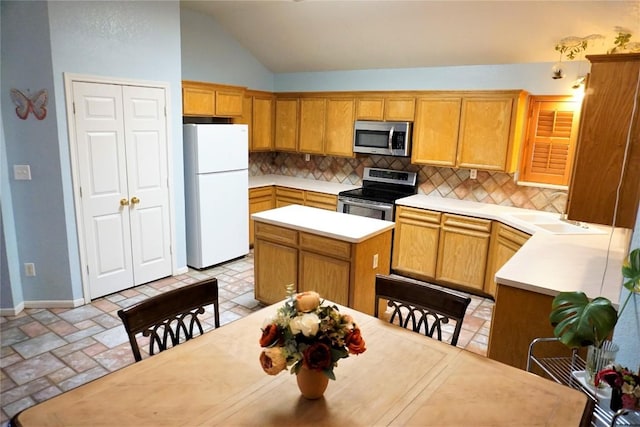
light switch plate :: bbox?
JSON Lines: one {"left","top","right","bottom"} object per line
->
{"left": 14, "top": 165, "right": 32, "bottom": 180}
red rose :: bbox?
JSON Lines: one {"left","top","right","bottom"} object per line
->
{"left": 303, "top": 342, "right": 332, "bottom": 370}
{"left": 259, "top": 323, "right": 280, "bottom": 347}
{"left": 345, "top": 328, "right": 366, "bottom": 355}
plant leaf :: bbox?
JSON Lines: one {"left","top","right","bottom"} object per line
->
{"left": 549, "top": 292, "right": 617, "bottom": 348}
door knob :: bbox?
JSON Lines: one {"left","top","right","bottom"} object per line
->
{"left": 131, "top": 196, "right": 140, "bottom": 204}
{"left": 120, "top": 198, "right": 129, "bottom": 206}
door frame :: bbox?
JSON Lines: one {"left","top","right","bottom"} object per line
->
{"left": 64, "top": 72, "right": 180, "bottom": 304}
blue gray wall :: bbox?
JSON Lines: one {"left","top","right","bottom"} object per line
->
{"left": 1, "top": 0, "right": 184, "bottom": 309}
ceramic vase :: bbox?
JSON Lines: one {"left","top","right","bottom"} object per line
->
{"left": 296, "top": 366, "right": 329, "bottom": 399}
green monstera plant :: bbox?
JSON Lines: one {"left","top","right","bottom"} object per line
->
{"left": 550, "top": 247, "right": 640, "bottom": 349}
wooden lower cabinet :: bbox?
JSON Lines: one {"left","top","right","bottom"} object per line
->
{"left": 304, "top": 191, "right": 337, "bottom": 211}
{"left": 275, "top": 187, "right": 304, "bottom": 207}
{"left": 484, "top": 223, "right": 530, "bottom": 297}
{"left": 392, "top": 206, "right": 441, "bottom": 278}
{"left": 436, "top": 213, "right": 492, "bottom": 290}
{"left": 253, "top": 221, "right": 392, "bottom": 315}
{"left": 249, "top": 187, "right": 274, "bottom": 246}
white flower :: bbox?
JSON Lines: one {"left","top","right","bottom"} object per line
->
{"left": 633, "top": 385, "right": 640, "bottom": 398}
{"left": 289, "top": 312, "right": 320, "bottom": 337}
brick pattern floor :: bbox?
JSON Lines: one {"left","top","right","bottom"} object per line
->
{"left": 0, "top": 251, "right": 493, "bottom": 423}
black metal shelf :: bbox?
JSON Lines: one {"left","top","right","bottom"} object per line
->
{"left": 527, "top": 338, "right": 640, "bottom": 427}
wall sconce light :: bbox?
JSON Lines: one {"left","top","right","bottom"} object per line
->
{"left": 571, "top": 76, "right": 586, "bottom": 89}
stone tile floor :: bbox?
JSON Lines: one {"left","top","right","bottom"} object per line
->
{"left": 0, "top": 250, "right": 494, "bottom": 423}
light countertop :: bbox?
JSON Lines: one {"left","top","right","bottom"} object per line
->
{"left": 396, "top": 194, "right": 632, "bottom": 303}
{"left": 251, "top": 204, "right": 394, "bottom": 243}
{"left": 249, "top": 175, "right": 360, "bottom": 195}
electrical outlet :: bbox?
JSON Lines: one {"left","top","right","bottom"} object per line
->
{"left": 372, "top": 254, "right": 378, "bottom": 269}
{"left": 14, "top": 165, "right": 32, "bottom": 180}
{"left": 470, "top": 169, "right": 478, "bottom": 180}
{"left": 304, "top": 153, "right": 310, "bottom": 161}
{"left": 24, "top": 263, "right": 36, "bottom": 277}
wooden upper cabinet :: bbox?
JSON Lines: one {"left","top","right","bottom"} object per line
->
{"left": 458, "top": 96, "right": 516, "bottom": 171}
{"left": 325, "top": 98, "right": 355, "bottom": 157}
{"left": 384, "top": 97, "right": 416, "bottom": 121}
{"left": 356, "top": 96, "right": 416, "bottom": 121}
{"left": 567, "top": 53, "right": 640, "bottom": 229}
{"left": 182, "top": 83, "right": 215, "bottom": 116}
{"left": 356, "top": 98, "right": 385, "bottom": 120}
{"left": 252, "top": 94, "right": 274, "bottom": 152}
{"left": 274, "top": 98, "right": 299, "bottom": 152}
{"left": 299, "top": 98, "right": 327, "bottom": 154}
{"left": 182, "top": 81, "right": 245, "bottom": 117}
{"left": 412, "top": 97, "right": 461, "bottom": 166}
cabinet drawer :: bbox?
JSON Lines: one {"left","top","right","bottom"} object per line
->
{"left": 300, "top": 232, "right": 351, "bottom": 259}
{"left": 441, "top": 213, "right": 492, "bottom": 233}
{"left": 276, "top": 187, "right": 304, "bottom": 200}
{"left": 255, "top": 223, "right": 298, "bottom": 246}
{"left": 497, "top": 223, "right": 530, "bottom": 246}
{"left": 249, "top": 186, "right": 274, "bottom": 200}
{"left": 395, "top": 206, "right": 441, "bottom": 225}
{"left": 305, "top": 191, "right": 337, "bottom": 210}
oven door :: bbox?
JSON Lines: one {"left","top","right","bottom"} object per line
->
{"left": 337, "top": 197, "right": 394, "bottom": 221}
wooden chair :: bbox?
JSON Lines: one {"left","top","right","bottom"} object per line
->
{"left": 117, "top": 278, "right": 220, "bottom": 362}
{"left": 374, "top": 274, "right": 471, "bottom": 346}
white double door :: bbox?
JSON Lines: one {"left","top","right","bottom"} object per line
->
{"left": 72, "top": 81, "right": 172, "bottom": 299}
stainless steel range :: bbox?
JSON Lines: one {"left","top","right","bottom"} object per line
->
{"left": 337, "top": 167, "right": 418, "bottom": 221}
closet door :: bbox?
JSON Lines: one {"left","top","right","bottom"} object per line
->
{"left": 73, "top": 82, "right": 171, "bottom": 299}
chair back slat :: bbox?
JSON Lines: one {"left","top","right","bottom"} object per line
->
{"left": 118, "top": 278, "right": 220, "bottom": 361}
{"left": 374, "top": 275, "right": 471, "bottom": 346}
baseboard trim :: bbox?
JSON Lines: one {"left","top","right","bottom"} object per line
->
{"left": 0, "top": 298, "right": 85, "bottom": 316}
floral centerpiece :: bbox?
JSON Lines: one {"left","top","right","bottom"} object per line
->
{"left": 595, "top": 364, "right": 640, "bottom": 410}
{"left": 259, "top": 289, "right": 366, "bottom": 383}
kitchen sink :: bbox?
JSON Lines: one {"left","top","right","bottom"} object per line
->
{"left": 533, "top": 222, "right": 605, "bottom": 235}
{"left": 507, "top": 213, "right": 560, "bottom": 223}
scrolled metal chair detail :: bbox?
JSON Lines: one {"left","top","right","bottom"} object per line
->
{"left": 118, "top": 278, "right": 220, "bottom": 362}
{"left": 374, "top": 274, "right": 471, "bottom": 346}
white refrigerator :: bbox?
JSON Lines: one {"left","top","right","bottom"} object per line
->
{"left": 183, "top": 124, "right": 249, "bottom": 269}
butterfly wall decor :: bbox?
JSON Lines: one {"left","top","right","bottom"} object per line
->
{"left": 10, "top": 88, "right": 48, "bottom": 120}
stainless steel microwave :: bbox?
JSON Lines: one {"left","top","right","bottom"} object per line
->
{"left": 353, "top": 120, "right": 412, "bottom": 157}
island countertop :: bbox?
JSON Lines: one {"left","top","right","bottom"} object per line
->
{"left": 251, "top": 204, "right": 394, "bottom": 243}
{"left": 395, "top": 194, "right": 632, "bottom": 304}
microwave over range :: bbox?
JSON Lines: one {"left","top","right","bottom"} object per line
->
{"left": 353, "top": 120, "right": 412, "bottom": 157}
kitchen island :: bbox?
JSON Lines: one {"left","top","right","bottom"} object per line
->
{"left": 394, "top": 195, "right": 632, "bottom": 370}
{"left": 251, "top": 205, "right": 393, "bottom": 315}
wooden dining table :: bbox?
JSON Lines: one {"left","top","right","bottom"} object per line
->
{"left": 13, "top": 302, "right": 592, "bottom": 426}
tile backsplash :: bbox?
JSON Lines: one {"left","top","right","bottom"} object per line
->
{"left": 249, "top": 152, "right": 568, "bottom": 213}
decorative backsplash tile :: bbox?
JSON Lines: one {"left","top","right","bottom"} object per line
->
{"left": 249, "top": 152, "right": 568, "bottom": 214}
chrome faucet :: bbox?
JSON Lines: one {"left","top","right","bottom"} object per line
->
{"left": 548, "top": 191, "right": 586, "bottom": 227}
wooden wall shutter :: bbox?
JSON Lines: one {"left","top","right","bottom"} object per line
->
{"left": 520, "top": 97, "right": 581, "bottom": 186}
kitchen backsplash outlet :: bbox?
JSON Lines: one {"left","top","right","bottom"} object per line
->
{"left": 249, "top": 152, "right": 568, "bottom": 213}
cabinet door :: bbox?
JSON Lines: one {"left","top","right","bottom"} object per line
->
{"left": 567, "top": 54, "right": 640, "bottom": 229}
{"left": 356, "top": 98, "right": 385, "bottom": 120}
{"left": 182, "top": 86, "right": 215, "bottom": 116}
{"left": 254, "top": 239, "right": 298, "bottom": 304}
{"left": 299, "top": 98, "right": 326, "bottom": 154}
{"left": 252, "top": 96, "right": 274, "bottom": 151}
{"left": 412, "top": 97, "right": 461, "bottom": 166}
{"left": 275, "top": 98, "right": 299, "bottom": 151}
{"left": 215, "top": 90, "right": 244, "bottom": 117}
{"left": 436, "top": 213, "right": 491, "bottom": 290}
{"left": 299, "top": 251, "right": 350, "bottom": 306}
{"left": 249, "top": 187, "right": 274, "bottom": 246}
{"left": 392, "top": 206, "right": 441, "bottom": 279}
{"left": 234, "top": 95, "right": 253, "bottom": 145}
{"left": 325, "top": 98, "right": 355, "bottom": 157}
{"left": 384, "top": 97, "right": 416, "bottom": 121}
{"left": 484, "top": 223, "right": 530, "bottom": 297}
{"left": 457, "top": 97, "right": 514, "bottom": 171}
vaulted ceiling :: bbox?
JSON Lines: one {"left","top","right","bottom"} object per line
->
{"left": 181, "top": 1, "right": 639, "bottom": 73}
